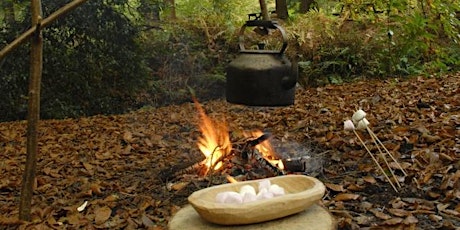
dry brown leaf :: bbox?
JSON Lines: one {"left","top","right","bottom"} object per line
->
{"left": 403, "top": 215, "right": 419, "bottom": 225}
{"left": 90, "top": 183, "right": 103, "bottom": 195}
{"left": 382, "top": 217, "right": 403, "bottom": 225}
{"left": 94, "top": 206, "right": 112, "bottom": 225}
{"left": 441, "top": 209, "right": 460, "bottom": 217}
{"left": 325, "top": 183, "right": 346, "bottom": 192}
{"left": 388, "top": 208, "right": 410, "bottom": 217}
{"left": 346, "top": 183, "right": 364, "bottom": 191}
{"left": 370, "top": 209, "right": 391, "bottom": 220}
{"left": 123, "top": 131, "right": 134, "bottom": 143}
{"left": 171, "top": 181, "right": 189, "bottom": 191}
{"left": 427, "top": 191, "right": 441, "bottom": 199}
{"left": 354, "top": 214, "right": 373, "bottom": 225}
{"left": 141, "top": 214, "right": 155, "bottom": 227}
{"left": 333, "top": 193, "right": 360, "bottom": 201}
{"left": 428, "top": 214, "right": 443, "bottom": 222}
{"left": 363, "top": 175, "right": 377, "bottom": 184}
{"left": 103, "top": 194, "right": 119, "bottom": 203}
{"left": 82, "top": 162, "right": 94, "bottom": 175}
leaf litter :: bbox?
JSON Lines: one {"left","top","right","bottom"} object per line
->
{"left": 0, "top": 73, "right": 459, "bottom": 229}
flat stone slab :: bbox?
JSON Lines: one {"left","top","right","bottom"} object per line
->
{"left": 169, "top": 204, "right": 336, "bottom": 230}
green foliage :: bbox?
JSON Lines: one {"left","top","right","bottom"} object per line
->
{"left": 0, "top": 0, "right": 150, "bottom": 121}
{"left": 288, "top": 0, "right": 460, "bottom": 86}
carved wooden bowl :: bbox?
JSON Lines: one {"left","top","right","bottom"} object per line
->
{"left": 187, "top": 175, "right": 326, "bottom": 225}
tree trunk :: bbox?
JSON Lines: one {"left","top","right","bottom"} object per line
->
{"left": 19, "top": 0, "right": 43, "bottom": 221}
{"left": 139, "top": 0, "right": 160, "bottom": 21}
{"left": 164, "top": 0, "right": 176, "bottom": 20}
{"left": 300, "top": 0, "right": 315, "bottom": 13}
{"left": 259, "top": 0, "right": 270, "bottom": 20}
{"left": 275, "top": 0, "right": 289, "bottom": 19}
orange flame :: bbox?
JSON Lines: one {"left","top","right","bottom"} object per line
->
{"left": 247, "top": 130, "right": 285, "bottom": 170}
{"left": 194, "top": 100, "right": 231, "bottom": 174}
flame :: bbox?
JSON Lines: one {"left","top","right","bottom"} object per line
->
{"left": 194, "top": 100, "right": 231, "bottom": 173}
{"left": 247, "top": 130, "right": 285, "bottom": 170}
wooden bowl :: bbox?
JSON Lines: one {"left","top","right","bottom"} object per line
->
{"left": 187, "top": 175, "right": 326, "bottom": 225}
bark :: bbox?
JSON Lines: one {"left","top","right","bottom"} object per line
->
{"left": 259, "top": 0, "right": 270, "bottom": 20}
{"left": 300, "top": 0, "right": 315, "bottom": 14}
{"left": 19, "top": 0, "right": 43, "bottom": 221}
{"left": 164, "top": 0, "right": 176, "bottom": 20}
{"left": 275, "top": 0, "right": 289, "bottom": 19}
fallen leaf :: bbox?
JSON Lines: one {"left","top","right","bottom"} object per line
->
{"left": 370, "top": 209, "right": 391, "bottom": 220}
{"left": 388, "top": 208, "right": 410, "bottom": 217}
{"left": 123, "top": 131, "right": 134, "bottom": 143}
{"left": 363, "top": 175, "right": 377, "bottom": 184}
{"left": 382, "top": 217, "right": 403, "bottom": 225}
{"left": 334, "top": 193, "right": 360, "bottom": 201}
{"left": 403, "top": 215, "right": 418, "bottom": 225}
{"left": 94, "top": 206, "right": 112, "bottom": 225}
{"left": 428, "top": 214, "right": 443, "bottom": 222}
{"left": 141, "top": 214, "right": 155, "bottom": 227}
{"left": 325, "top": 183, "right": 346, "bottom": 192}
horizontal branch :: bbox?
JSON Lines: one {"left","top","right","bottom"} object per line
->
{"left": 0, "top": 0, "right": 89, "bottom": 60}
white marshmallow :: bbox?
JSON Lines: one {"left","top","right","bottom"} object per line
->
{"left": 352, "top": 109, "right": 366, "bottom": 123}
{"left": 216, "top": 191, "right": 243, "bottom": 204}
{"left": 269, "top": 184, "right": 285, "bottom": 197}
{"left": 343, "top": 120, "right": 355, "bottom": 131}
{"left": 224, "top": 192, "right": 243, "bottom": 204}
{"left": 258, "top": 179, "right": 271, "bottom": 192}
{"left": 216, "top": 192, "right": 228, "bottom": 203}
{"left": 239, "top": 185, "right": 256, "bottom": 196}
{"left": 242, "top": 192, "right": 257, "bottom": 203}
{"left": 356, "top": 118, "right": 370, "bottom": 130}
{"left": 256, "top": 188, "right": 274, "bottom": 200}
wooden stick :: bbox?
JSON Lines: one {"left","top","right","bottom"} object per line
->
{"left": 368, "top": 129, "right": 401, "bottom": 188}
{"left": 19, "top": 1, "right": 43, "bottom": 220}
{"left": 353, "top": 130, "right": 398, "bottom": 192}
{"left": 367, "top": 127, "right": 408, "bottom": 176}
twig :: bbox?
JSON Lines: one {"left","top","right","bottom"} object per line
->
{"left": 206, "top": 146, "right": 221, "bottom": 187}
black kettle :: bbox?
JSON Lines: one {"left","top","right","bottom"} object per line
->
{"left": 226, "top": 20, "right": 297, "bottom": 106}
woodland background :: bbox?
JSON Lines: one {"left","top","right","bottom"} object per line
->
{"left": 1, "top": 0, "right": 459, "bottom": 122}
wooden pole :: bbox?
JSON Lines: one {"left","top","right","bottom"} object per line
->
{"left": 0, "top": 0, "right": 89, "bottom": 60}
{"left": 19, "top": 0, "right": 43, "bottom": 221}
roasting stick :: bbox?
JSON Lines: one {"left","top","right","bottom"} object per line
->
{"left": 366, "top": 127, "right": 408, "bottom": 176}
{"left": 352, "top": 129, "right": 398, "bottom": 192}
{"left": 345, "top": 109, "right": 402, "bottom": 192}
{"left": 367, "top": 129, "right": 402, "bottom": 189}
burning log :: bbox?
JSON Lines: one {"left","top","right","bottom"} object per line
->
{"left": 161, "top": 100, "right": 322, "bottom": 182}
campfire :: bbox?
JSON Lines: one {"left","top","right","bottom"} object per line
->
{"left": 193, "top": 100, "right": 302, "bottom": 179}
{"left": 159, "top": 100, "right": 317, "bottom": 183}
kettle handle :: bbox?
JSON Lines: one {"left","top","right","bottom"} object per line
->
{"left": 238, "top": 20, "right": 288, "bottom": 55}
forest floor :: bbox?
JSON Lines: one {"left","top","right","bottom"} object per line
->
{"left": 0, "top": 73, "right": 459, "bottom": 229}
